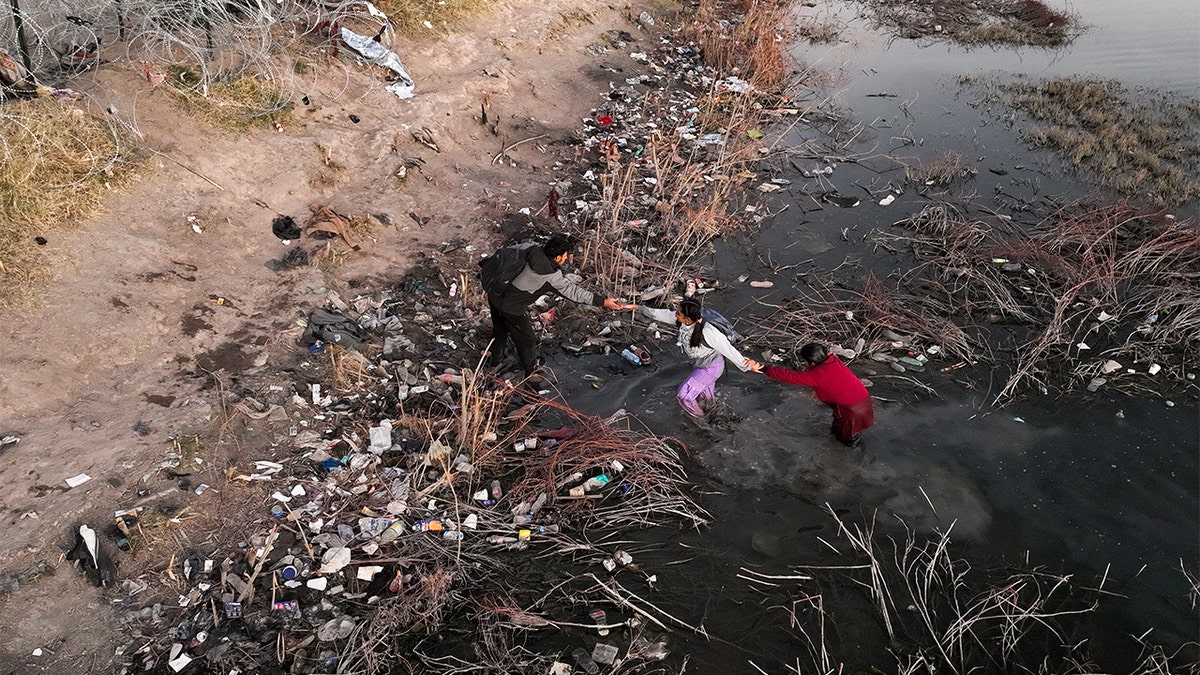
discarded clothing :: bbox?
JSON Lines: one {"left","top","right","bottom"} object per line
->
{"left": 304, "top": 203, "right": 361, "bottom": 249}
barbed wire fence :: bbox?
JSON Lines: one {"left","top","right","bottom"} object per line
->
{"left": 1, "top": 0, "right": 399, "bottom": 90}
{"left": 1, "top": 1, "right": 394, "bottom": 290}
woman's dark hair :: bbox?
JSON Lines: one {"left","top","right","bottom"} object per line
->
{"left": 543, "top": 234, "right": 575, "bottom": 259}
{"left": 680, "top": 298, "right": 706, "bottom": 348}
{"left": 800, "top": 343, "right": 829, "bottom": 366}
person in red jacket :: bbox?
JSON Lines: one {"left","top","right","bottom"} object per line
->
{"left": 749, "top": 343, "right": 874, "bottom": 446}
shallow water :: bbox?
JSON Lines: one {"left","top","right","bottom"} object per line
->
{"left": 546, "top": 1, "right": 1198, "bottom": 670}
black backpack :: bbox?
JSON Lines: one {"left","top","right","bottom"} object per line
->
{"left": 700, "top": 307, "right": 742, "bottom": 345}
{"left": 478, "top": 243, "right": 536, "bottom": 296}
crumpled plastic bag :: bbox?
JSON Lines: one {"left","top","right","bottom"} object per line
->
{"left": 339, "top": 27, "right": 415, "bottom": 100}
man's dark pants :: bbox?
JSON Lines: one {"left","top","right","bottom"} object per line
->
{"left": 487, "top": 295, "right": 538, "bottom": 376}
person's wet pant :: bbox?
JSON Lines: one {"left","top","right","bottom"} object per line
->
{"left": 676, "top": 358, "right": 725, "bottom": 418}
{"left": 487, "top": 297, "right": 539, "bottom": 376}
{"left": 829, "top": 396, "right": 874, "bottom": 445}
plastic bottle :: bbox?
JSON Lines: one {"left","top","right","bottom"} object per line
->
{"left": 490, "top": 480, "right": 502, "bottom": 499}
{"left": 443, "top": 530, "right": 464, "bottom": 541}
{"left": 583, "top": 474, "right": 611, "bottom": 492}
{"left": 537, "top": 524, "right": 559, "bottom": 534}
{"left": 620, "top": 348, "right": 642, "bottom": 366}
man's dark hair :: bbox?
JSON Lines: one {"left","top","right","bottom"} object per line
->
{"left": 543, "top": 234, "right": 576, "bottom": 259}
{"left": 800, "top": 343, "right": 829, "bottom": 366}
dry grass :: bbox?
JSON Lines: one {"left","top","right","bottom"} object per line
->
{"left": 165, "top": 65, "right": 295, "bottom": 132}
{"left": 0, "top": 97, "right": 145, "bottom": 305}
{"left": 566, "top": 0, "right": 799, "bottom": 300}
{"left": 906, "top": 151, "right": 978, "bottom": 189}
{"left": 796, "top": 17, "right": 844, "bottom": 44}
{"left": 784, "top": 507, "right": 1115, "bottom": 672}
{"left": 689, "top": 0, "right": 793, "bottom": 91}
{"left": 993, "top": 76, "right": 1200, "bottom": 205}
{"left": 373, "top": 0, "right": 496, "bottom": 35}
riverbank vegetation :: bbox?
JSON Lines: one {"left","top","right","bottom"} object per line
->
{"left": 985, "top": 75, "right": 1200, "bottom": 206}
{"left": 852, "top": 0, "right": 1081, "bottom": 46}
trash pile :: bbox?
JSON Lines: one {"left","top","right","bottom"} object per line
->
{"left": 483, "top": 16, "right": 807, "bottom": 305}
{"left": 104, "top": 276, "right": 709, "bottom": 673}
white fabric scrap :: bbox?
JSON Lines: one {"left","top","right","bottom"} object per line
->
{"left": 357, "top": 565, "right": 384, "bottom": 581}
{"left": 319, "top": 546, "right": 352, "bottom": 574}
{"left": 340, "top": 27, "right": 415, "bottom": 99}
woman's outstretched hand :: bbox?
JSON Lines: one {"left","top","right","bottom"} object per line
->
{"left": 745, "top": 358, "right": 764, "bottom": 373}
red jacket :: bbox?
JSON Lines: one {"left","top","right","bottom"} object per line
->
{"left": 764, "top": 356, "right": 869, "bottom": 406}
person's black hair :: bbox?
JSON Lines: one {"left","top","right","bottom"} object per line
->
{"left": 680, "top": 298, "right": 707, "bottom": 348}
{"left": 800, "top": 343, "right": 829, "bottom": 366}
{"left": 543, "top": 233, "right": 576, "bottom": 259}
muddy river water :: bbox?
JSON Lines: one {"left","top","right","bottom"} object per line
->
{"left": 546, "top": 1, "right": 1198, "bottom": 671}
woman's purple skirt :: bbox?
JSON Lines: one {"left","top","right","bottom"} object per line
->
{"left": 676, "top": 358, "right": 725, "bottom": 418}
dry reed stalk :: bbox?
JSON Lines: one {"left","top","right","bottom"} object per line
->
{"left": 689, "top": 0, "right": 792, "bottom": 91}
{"left": 873, "top": 198, "right": 1198, "bottom": 401}
{"left": 803, "top": 505, "right": 1117, "bottom": 672}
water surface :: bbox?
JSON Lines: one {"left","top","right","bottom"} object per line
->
{"left": 548, "top": 1, "right": 1198, "bottom": 670}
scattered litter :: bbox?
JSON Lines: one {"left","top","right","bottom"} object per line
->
{"left": 65, "top": 473, "right": 92, "bottom": 488}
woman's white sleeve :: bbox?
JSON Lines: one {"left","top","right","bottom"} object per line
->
{"left": 704, "top": 325, "right": 749, "bottom": 370}
{"left": 636, "top": 305, "right": 677, "bottom": 325}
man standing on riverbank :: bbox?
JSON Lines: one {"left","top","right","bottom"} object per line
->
{"left": 749, "top": 343, "right": 874, "bottom": 446}
{"left": 480, "top": 234, "right": 623, "bottom": 383}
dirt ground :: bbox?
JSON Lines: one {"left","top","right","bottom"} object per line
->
{"left": 0, "top": 0, "right": 663, "bottom": 670}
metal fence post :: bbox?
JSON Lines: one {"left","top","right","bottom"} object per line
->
{"left": 8, "top": 0, "right": 34, "bottom": 86}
